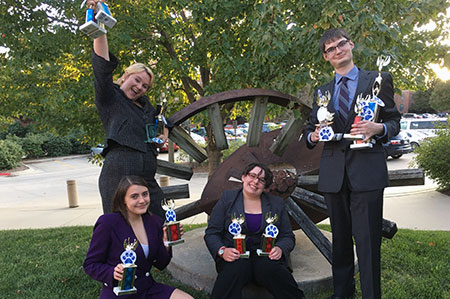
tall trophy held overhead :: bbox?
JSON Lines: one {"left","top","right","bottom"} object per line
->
{"left": 113, "top": 238, "right": 138, "bottom": 296}
{"left": 344, "top": 55, "right": 391, "bottom": 149}
{"left": 228, "top": 213, "right": 250, "bottom": 258}
{"left": 79, "top": 0, "right": 117, "bottom": 39}
{"left": 161, "top": 199, "right": 184, "bottom": 246}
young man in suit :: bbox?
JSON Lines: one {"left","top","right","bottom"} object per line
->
{"left": 304, "top": 28, "right": 401, "bottom": 299}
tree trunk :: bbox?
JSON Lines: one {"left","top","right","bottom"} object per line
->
{"left": 206, "top": 124, "right": 222, "bottom": 178}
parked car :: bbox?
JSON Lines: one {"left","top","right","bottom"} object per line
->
{"left": 158, "top": 140, "right": 179, "bottom": 153}
{"left": 382, "top": 132, "right": 413, "bottom": 159}
{"left": 189, "top": 132, "right": 206, "bottom": 145}
{"left": 400, "top": 118, "right": 448, "bottom": 135}
{"left": 191, "top": 127, "right": 207, "bottom": 137}
{"left": 405, "top": 130, "right": 431, "bottom": 150}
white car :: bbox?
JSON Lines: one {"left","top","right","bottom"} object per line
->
{"left": 404, "top": 131, "right": 432, "bottom": 150}
{"left": 189, "top": 132, "right": 206, "bottom": 145}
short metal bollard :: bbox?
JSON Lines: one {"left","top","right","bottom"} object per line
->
{"left": 159, "top": 176, "right": 170, "bottom": 187}
{"left": 66, "top": 180, "right": 79, "bottom": 208}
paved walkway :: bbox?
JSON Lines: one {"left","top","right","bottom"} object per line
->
{"left": 0, "top": 156, "right": 449, "bottom": 231}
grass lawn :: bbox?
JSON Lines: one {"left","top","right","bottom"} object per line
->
{"left": 0, "top": 225, "right": 449, "bottom": 298}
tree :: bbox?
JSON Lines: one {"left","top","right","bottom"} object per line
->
{"left": 410, "top": 88, "right": 435, "bottom": 114}
{"left": 1, "top": 0, "right": 450, "bottom": 172}
{"left": 430, "top": 80, "right": 450, "bottom": 112}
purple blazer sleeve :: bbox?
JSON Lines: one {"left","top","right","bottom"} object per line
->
{"left": 150, "top": 214, "right": 173, "bottom": 270}
{"left": 83, "top": 215, "right": 115, "bottom": 287}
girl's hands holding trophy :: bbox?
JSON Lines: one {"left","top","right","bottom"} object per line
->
{"left": 113, "top": 263, "right": 124, "bottom": 281}
{"left": 221, "top": 247, "right": 241, "bottom": 262}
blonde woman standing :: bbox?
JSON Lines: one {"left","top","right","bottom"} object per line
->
{"left": 86, "top": 0, "right": 168, "bottom": 217}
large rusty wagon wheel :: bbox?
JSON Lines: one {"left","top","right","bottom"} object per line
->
{"left": 158, "top": 88, "right": 404, "bottom": 264}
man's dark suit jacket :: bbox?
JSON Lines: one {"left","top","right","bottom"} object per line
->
{"left": 304, "top": 70, "right": 401, "bottom": 193}
{"left": 83, "top": 213, "right": 172, "bottom": 298}
{"left": 204, "top": 188, "right": 295, "bottom": 262}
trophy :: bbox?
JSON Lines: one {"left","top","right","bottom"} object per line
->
{"left": 257, "top": 212, "right": 279, "bottom": 256}
{"left": 228, "top": 213, "right": 249, "bottom": 258}
{"left": 315, "top": 90, "right": 335, "bottom": 141}
{"left": 161, "top": 199, "right": 184, "bottom": 246}
{"left": 145, "top": 97, "right": 168, "bottom": 145}
{"left": 113, "top": 238, "right": 138, "bottom": 296}
{"left": 344, "top": 55, "right": 390, "bottom": 149}
{"left": 79, "top": 0, "right": 116, "bottom": 39}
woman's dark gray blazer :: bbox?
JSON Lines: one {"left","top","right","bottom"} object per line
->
{"left": 204, "top": 188, "right": 295, "bottom": 262}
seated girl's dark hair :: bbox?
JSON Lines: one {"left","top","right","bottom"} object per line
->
{"left": 242, "top": 162, "right": 273, "bottom": 188}
{"left": 112, "top": 175, "right": 150, "bottom": 222}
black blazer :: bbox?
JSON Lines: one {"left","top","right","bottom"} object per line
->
{"left": 304, "top": 70, "right": 401, "bottom": 193}
{"left": 92, "top": 51, "right": 159, "bottom": 157}
{"left": 204, "top": 189, "right": 295, "bottom": 261}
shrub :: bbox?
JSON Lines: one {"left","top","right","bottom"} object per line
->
{"left": 67, "top": 132, "right": 91, "bottom": 154}
{"left": 413, "top": 121, "right": 450, "bottom": 190}
{"left": 42, "top": 134, "right": 72, "bottom": 157}
{"left": 19, "top": 133, "right": 47, "bottom": 158}
{"left": 7, "top": 121, "right": 29, "bottom": 138}
{"left": 0, "top": 139, "right": 25, "bottom": 170}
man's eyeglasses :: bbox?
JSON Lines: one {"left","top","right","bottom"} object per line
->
{"left": 247, "top": 172, "right": 266, "bottom": 186}
{"left": 324, "top": 39, "right": 349, "bottom": 55}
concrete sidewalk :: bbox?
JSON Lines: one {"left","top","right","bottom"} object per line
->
{"left": 0, "top": 157, "right": 449, "bottom": 231}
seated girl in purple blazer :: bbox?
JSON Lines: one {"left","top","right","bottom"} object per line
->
{"left": 83, "top": 175, "right": 193, "bottom": 299}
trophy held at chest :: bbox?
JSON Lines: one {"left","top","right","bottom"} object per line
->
{"left": 79, "top": 0, "right": 116, "bottom": 39}
{"left": 344, "top": 55, "right": 391, "bottom": 149}
{"left": 228, "top": 214, "right": 250, "bottom": 258}
{"left": 315, "top": 90, "right": 336, "bottom": 142}
{"left": 161, "top": 199, "right": 184, "bottom": 246}
{"left": 257, "top": 212, "right": 279, "bottom": 257}
{"left": 113, "top": 238, "right": 138, "bottom": 296}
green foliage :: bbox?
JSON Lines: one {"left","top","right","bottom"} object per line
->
{"left": 410, "top": 89, "right": 435, "bottom": 114}
{"left": 430, "top": 80, "right": 450, "bottom": 112}
{"left": 9, "top": 133, "right": 46, "bottom": 159}
{"left": 222, "top": 139, "right": 246, "bottom": 161}
{"left": 0, "top": 139, "right": 24, "bottom": 170}
{"left": 1, "top": 0, "right": 449, "bottom": 145}
{"left": 66, "top": 131, "right": 91, "bottom": 154}
{"left": 4, "top": 121, "right": 29, "bottom": 138}
{"left": 42, "top": 134, "right": 73, "bottom": 157}
{"left": 413, "top": 121, "right": 450, "bottom": 190}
